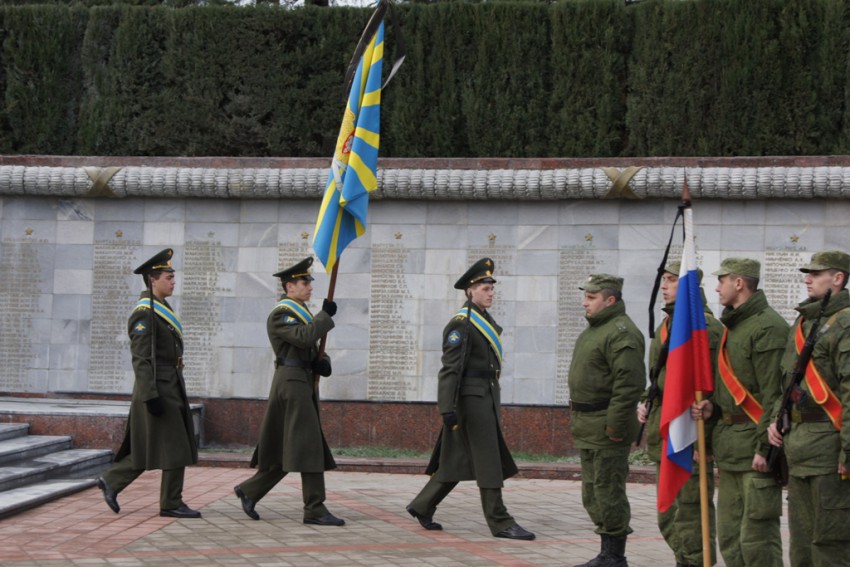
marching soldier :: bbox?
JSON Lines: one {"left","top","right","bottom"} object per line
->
{"left": 406, "top": 258, "right": 535, "bottom": 540}
{"left": 768, "top": 250, "right": 850, "bottom": 565}
{"left": 637, "top": 261, "right": 722, "bottom": 567}
{"left": 234, "top": 257, "right": 344, "bottom": 526}
{"left": 570, "top": 274, "right": 646, "bottom": 567}
{"left": 692, "top": 258, "right": 787, "bottom": 567}
{"left": 96, "top": 248, "right": 201, "bottom": 518}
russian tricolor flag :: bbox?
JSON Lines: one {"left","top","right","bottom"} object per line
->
{"left": 657, "top": 204, "right": 714, "bottom": 512}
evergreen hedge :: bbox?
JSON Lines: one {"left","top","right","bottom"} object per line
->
{"left": 0, "top": 0, "right": 848, "bottom": 157}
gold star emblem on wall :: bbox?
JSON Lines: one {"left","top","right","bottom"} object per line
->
{"left": 301, "top": 231, "right": 309, "bottom": 240}
{"left": 585, "top": 233, "right": 593, "bottom": 242}
{"left": 488, "top": 233, "right": 497, "bottom": 241}
{"left": 790, "top": 234, "right": 799, "bottom": 243}
{"left": 394, "top": 232, "right": 402, "bottom": 239}
{"left": 25, "top": 228, "right": 33, "bottom": 236}
{"left": 115, "top": 230, "right": 123, "bottom": 238}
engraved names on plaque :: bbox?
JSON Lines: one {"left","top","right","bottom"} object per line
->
{"left": 555, "top": 245, "right": 605, "bottom": 405}
{"left": 367, "top": 242, "right": 416, "bottom": 401}
{"left": 181, "top": 240, "right": 227, "bottom": 394}
{"left": 0, "top": 239, "right": 44, "bottom": 390}
{"left": 88, "top": 238, "right": 139, "bottom": 392}
{"left": 763, "top": 248, "right": 809, "bottom": 323}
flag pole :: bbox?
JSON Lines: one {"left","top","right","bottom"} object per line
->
{"left": 314, "top": 261, "right": 340, "bottom": 393}
{"left": 682, "top": 179, "right": 711, "bottom": 567}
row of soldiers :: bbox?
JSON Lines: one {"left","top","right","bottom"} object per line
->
{"left": 94, "top": 247, "right": 850, "bottom": 567}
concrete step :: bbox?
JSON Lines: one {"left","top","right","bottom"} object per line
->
{"left": 0, "top": 478, "right": 98, "bottom": 520}
{"left": 0, "top": 448, "right": 113, "bottom": 492}
{"left": 0, "top": 423, "right": 29, "bottom": 442}
{"left": 0, "top": 435, "right": 72, "bottom": 466}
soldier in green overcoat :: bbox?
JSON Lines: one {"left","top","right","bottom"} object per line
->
{"left": 637, "top": 261, "right": 722, "bottom": 567}
{"left": 233, "top": 257, "right": 344, "bottom": 526}
{"left": 768, "top": 250, "right": 850, "bottom": 566}
{"left": 569, "top": 273, "right": 646, "bottom": 567}
{"left": 406, "top": 258, "right": 535, "bottom": 540}
{"left": 692, "top": 257, "right": 787, "bottom": 567}
{"left": 96, "top": 248, "right": 201, "bottom": 518}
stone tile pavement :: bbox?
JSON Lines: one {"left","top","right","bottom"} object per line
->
{"left": 0, "top": 467, "right": 789, "bottom": 566}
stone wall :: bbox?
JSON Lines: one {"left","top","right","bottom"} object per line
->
{"left": 0, "top": 156, "right": 847, "bottom": 451}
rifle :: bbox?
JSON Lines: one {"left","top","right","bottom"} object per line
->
{"left": 766, "top": 288, "right": 832, "bottom": 482}
{"left": 636, "top": 332, "right": 670, "bottom": 445}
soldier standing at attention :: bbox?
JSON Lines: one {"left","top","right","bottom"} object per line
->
{"left": 768, "top": 250, "right": 850, "bottom": 566}
{"left": 637, "top": 261, "right": 723, "bottom": 567}
{"left": 406, "top": 258, "right": 535, "bottom": 541}
{"left": 233, "top": 257, "right": 344, "bottom": 526}
{"left": 570, "top": 274, "right": 645, "bottom": 567}
{"left": 691, "top": 258, "right": 787, "bottom": 567}
{"left": 96, "top": 248, "right": 201, "bottom": 518}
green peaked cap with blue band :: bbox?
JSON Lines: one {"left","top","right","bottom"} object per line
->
{"left": 274, "top": 256, "right": 315, "bottom": 282}
{"left": 454, "top": 258, "right": 497, "bottom": 290}
{"left": 134, "top": 248, "right": 174, "bottom": 275}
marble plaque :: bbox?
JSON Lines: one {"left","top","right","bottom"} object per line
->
{"left": 0, "top": 239, "right": 44, "bottom": 390}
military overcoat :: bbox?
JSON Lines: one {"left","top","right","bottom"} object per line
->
{"left": 426, "top": 303, "right": 518, "bottom": 488}
{"left": 250, "top": 295, "right": 336, "bottom": 473}
{"left": 116, "top": 291, "right": 198, "bottom": 470}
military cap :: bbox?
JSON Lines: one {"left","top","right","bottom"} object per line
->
{"left": 134, "top": 248, "right": 174, "bottom": 275}
{"left": 665, "top": 260, "right": 703, "bottom": 283}
{"left": 454, "top": 258, "right": 497, "bottom": 290}
{"left": 712, "top": 257, "right": 760, "bottom": 280}
{"left": 274, "top": 257, "right": 315, "bottom": 282}
{"left": 579, "top": 273, "right": 624, "bottom": 293}
{"left": 799, "top": 250, "right": 850, "bottom": 273}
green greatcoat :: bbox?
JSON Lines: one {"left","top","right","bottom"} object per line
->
{"left": 645, "top": 294, "right": 723, "bottom": 566}
{"left": 115, "top": 291, "right": 198, "bottom": 471}
{"left": 777, "top": 288, "right": 850, "bottom": 566}
{"left": 568, "top": 300, "right": 645, "bottom": 538}
{"left": 425, "top": 303, "right": 518, "bottom": 488}
{"left": 250, "top": 296, "right": 336, "bottom": 473}
{"left": 712, "top": 289, "right": 788, "bottom": 567}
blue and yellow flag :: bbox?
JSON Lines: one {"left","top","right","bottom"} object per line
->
{"left": 312, "top": 18, "right": 384, "bottom": 273}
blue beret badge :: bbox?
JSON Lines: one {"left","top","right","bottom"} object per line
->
{"left": 447, "top": 330, "right": 462, "bottom": 346}
{"left": 134, "top": 322, "right": 147, "bottom": 334}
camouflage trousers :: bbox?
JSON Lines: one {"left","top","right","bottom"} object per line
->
{"left": 717, "top": 469, "right": 782, "bottom": 567}
{"left": 656, "top": 461, "right": 717, "bottom": 566}
{"left": 788, "top": 472, "right": 850, "bottom": 567}
{"left": 579, "top": 447, "right": 632, "bottom": 538}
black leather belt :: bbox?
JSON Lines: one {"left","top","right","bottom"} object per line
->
{"left": 275, "top": 357, "right": 312, "bottom": 369}
{"left": 156, "top": 357, "right": 184, "bottom": 369}
{"left": 721, "top": 413, "right": 752, "bottom": 425}
{"left": 464, "top": 370, "right": 497, "bottom": 379}
{"left": 570, "top": 400, "right": 610, "bottom": 412}
{"left": 791, "top": 409, "right": 832, "bottom": 423}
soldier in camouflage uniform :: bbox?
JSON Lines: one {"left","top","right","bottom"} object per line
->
{"left": 570, "top": 274, "right": 646, "bottom": 567}
{"left": 407, "top": 258, "right": 535, "bottom": 541}
{"left": 768, "top": 250, "right": 850, "bottom": 566}
{"left": 234, "top": 257, "right": 345, "bottom": 526}
{"left": 637, "top": 261, "right": 722, "bottom": 567}
{"left": 96, "top": 248, "right": 201, "bottom": 519}
{"left": 692, "top": 258, "right": 787, "bottom": 567}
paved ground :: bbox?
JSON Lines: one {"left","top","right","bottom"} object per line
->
{"left": 0, "top": 467, "right": 789, "bottom": 566}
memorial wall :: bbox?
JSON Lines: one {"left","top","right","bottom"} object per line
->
{"left": 0, "top": 188, "right": 843, "bottom": 406}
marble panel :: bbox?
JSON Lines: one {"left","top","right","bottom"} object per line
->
{"left": 94, "top": 198, "right": 147, "bottom": 221}
{"left": 240, "top": 200, "right": 280, "bottom": 222}
{"left": 143, "top": 222, "right": 185, "bottom": 246}
{"left": 426, "top": 202, "right": 468, "bottom": 225}
{"left": 764, "top": 201, "right": 826, "bottom": 225}
{"left": 57, "top": 200, "right": 94, "bottom": 222}
{"left": 3, "top": 197, "right": 57, "bottom": 220}
{"left": 53, "top": 245, "right": 93, "bottom": 270}
{"left": 144, "top": 201, "right": 186, "bottom": 222}
{"left": 57, "top": 221, "right": 95, "bottom": 245}
{"left": 185, "top": 200, "right": 240, "bottom": 223}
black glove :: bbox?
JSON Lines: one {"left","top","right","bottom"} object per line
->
{"left": 312, "top": 356, "right": 332, "bottom": 377}
{"left": 442, "top": 412, "right": 458, "bottom": 430}
{"left": 322, "top": 298, "right": 337, "bottom": 317}
{"left": 145, "top": 397, "right": 165, "bottom": 416}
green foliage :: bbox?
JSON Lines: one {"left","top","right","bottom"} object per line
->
{"left": 0, "top": 0, "right": 848, "bottom": 157}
